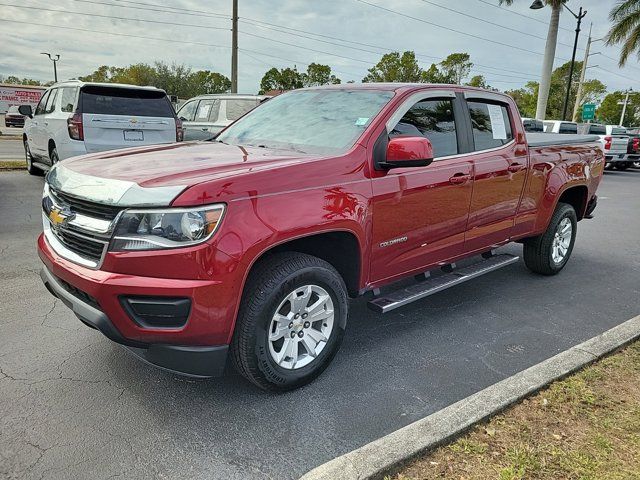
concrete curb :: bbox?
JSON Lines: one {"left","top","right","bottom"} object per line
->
{"left": 300, "top": 315, "right": 640, "bottom": 480}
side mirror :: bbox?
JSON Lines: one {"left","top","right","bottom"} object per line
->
{"left": 18, "top": 105, "right": 33, "bottom": 118}
{"left": 382, "top": 136, "right": 434, "bottom": 168}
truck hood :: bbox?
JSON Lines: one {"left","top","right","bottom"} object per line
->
{"left": 47, "top": 141, "right": 313, "bottom": 207}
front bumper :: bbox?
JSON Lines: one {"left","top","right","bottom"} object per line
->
{"left": 40, "top": 265, "right": 229, "bottom": 377}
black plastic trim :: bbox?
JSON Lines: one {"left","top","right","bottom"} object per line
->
{"left": 120, "top": 296, "right": 191, "bottom": 329}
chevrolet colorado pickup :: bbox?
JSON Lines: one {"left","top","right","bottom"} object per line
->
{"left": 38, "top": 84, "right": 604, "bottom": 391}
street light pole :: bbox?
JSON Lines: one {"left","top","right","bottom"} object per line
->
{"left": 619, "top": 89, "right": 632, "bottom": 126}
{"left": 572, "top": 25, "right": 603, "bottom": 122}
{"left": 561, "top": 5, "right": 587, "bottom": 121}
{"left": 231, "top": 0, "right": 238, "bottom": 93}
{"left": 41, "top": 52, "right": 60, "bottom": 83}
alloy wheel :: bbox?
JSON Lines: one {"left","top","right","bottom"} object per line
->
{"left": 551, "top": 217, "right": 572, "bottom": 264}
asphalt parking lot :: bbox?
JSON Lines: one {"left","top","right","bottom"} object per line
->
{"left": 1, "top": 169, "right": 639, "bottom": 480}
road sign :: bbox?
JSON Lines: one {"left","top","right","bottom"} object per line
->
{"left": 582, "top": 103, "right": 596, "bottom": 121}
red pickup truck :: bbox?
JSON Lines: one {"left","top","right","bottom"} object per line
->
{"left": 38, "top": 84, "right": 604, "bottom": 391}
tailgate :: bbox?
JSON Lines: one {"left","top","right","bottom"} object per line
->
{"left": 607, "top": 136, "right": 628, "bottom": 155}
{"left": 83, "top": 114, "right": 175, "bottom": 153}
{"left": 80, "top": 85, "right": 176, "bottom": 153}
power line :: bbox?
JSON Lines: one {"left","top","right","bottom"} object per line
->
{"left": 111, "top": 0, "right": 227, "bottom": 17}
{"left": 0, "top": 17, "right": 230, "bottom": 50}
{"left": 353, "top": 0, "right": 569, "bottom": 61}
{"left": 0, "top": 3, "right": 228, "bottom": 31}
{"left": 65, "top": 0, "right": 229, "bottom": 20}
{"left": 475, "top": 0, "right": 573, "bottom": 32}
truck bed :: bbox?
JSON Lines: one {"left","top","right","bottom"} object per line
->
{"left": 527, "top": 133, "right": 600, "bottom": 147}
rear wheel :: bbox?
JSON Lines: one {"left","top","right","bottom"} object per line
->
{"left": 523, "top": 203, "right": 577, "bottom": 275}
{"left": 231, "top": 252, "right": 348, "bottom": 391}
{"left": 24, "top": 139, "right": 42, "bottom": 176}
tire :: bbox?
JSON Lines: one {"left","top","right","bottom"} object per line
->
{"left": 24, "top": 139, "right": 42, "bottom": 176}
{"left": 50, "top": 145, "right": 59, "bottom": 164}
{"left": 523, "top": 202, "right": 577, "bottom": 276}
{"left": 231, "top": 252, "right": 348, "bottom": 391}
{"left": 615, "top": 163, "right": 629, "bottom": 171}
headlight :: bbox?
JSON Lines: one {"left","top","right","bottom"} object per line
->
{"left": 110, "top": 204, "right": 225, "bottom": 251}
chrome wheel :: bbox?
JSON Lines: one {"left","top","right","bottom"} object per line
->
{"left": 551, "top": 218, "right": 572, "bottom": 264}
{"left": 267, "top": 284, "right": 334, "bottom": 370}
{"left": 24, "top": 140, "right": 32, "bottom": 168}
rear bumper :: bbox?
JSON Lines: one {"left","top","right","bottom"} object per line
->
{"left": 40, "top": 266, "right": 228, "bottom": 377}
{"left": 605, "top": 153, "right": 632, "bottom": 162}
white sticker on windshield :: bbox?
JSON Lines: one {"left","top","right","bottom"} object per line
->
{"left": 355, "top": 117, "right": 369, "bottom": 126}
{"left": 487, "top": 104, "right": 507, "bottom": 139}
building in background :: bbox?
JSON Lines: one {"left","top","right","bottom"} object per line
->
{"left": 0, "top": 84, "right": 46, "bottom": 114}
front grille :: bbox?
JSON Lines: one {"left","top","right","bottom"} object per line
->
{"left": 52, "top": 228, "right": 106, "bottom": 263}
{"left": 51, "top": 189, "right": 122, "bottom": 221}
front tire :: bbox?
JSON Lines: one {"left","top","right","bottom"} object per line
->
{"left": 24, "top": 139, "right": 42, "bottom": 176}
{"left": 523, "top": 203, "right": 577, "bottom": 275}
{"left": 231, "top": 252, "right": 348, "bottom": 391}
{"left": 50, "top": 146, "right": 59, "bottom": 164}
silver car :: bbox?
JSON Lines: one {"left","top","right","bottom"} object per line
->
{"left": 176, "top": 94, "right": 270, "bottom": 141}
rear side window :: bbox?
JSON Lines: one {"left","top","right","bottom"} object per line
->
{"left": 177, "top": 100, "right": 197, "bottom": 121}
{"left": 60, "top": 87, "right": 78, "bottom": 113}
{"left": 44, "top": 89, "right": 58, "bottom": 114}
{"left": 559, "top": 123, "right": 577, "bottom": 134}
{"left": 523, "top": 119, "right": 543, "bottom": 132}
{"left": 611, "top": 127, "right": 626, "bottom": 135}
{"left": 226, "top": 99, "right": 257, "bottom": 121}
{"left": 390, "top": 98, "right": 458, "bottom": 158}
{"left": 467, "top": 101, "right": 513, "bottom": 150}
{"left": 587, "top": 124, "right": 605, "bottom": 135}
{"left": 80, "top": 86, "right": 174, "bottom": 117}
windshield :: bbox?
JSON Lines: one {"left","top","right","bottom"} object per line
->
{"left": 216, "top": 89, "right": 394, "bottom": 155}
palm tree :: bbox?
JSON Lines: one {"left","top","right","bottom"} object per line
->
{"left": 499, "top": 0, "right": 565, "bottom": 120}
{"left": 606, "top": 0, "right": 640, "bottom": 66}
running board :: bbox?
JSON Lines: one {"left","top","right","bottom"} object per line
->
{"left": 367, "top": 254, "right": 520, "bottom": 314}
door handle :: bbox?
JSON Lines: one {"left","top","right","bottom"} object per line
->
{"left": 507, "top": 163, "right": 525, "bottom": 173}
{"left": 201, "top": 128, "right": 208, "bottom": 131}
{"left": 449, "top": 173, "right": 471, "bottom": 185}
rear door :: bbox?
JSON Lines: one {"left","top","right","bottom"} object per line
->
{"left": 462, "top": 93, "right": 528, "bottom": 251}
{"left": 79, "top": 86, "right": 176, "bottom": 153}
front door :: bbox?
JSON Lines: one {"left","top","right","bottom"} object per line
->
{"left": 462, "top": 95, "right": 528, "bottom": 251}
{"left": 369, "top": 91, "right": 474, "bottom": 284}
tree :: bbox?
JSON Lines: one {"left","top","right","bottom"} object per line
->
{"left": 259, "top": 67, "right": 303, "bottom": 93}
{"left": 302, "top": 63, "right": 341, "bottom": 87}
{"left": 500, "top": 0, "right": 566, "bottom": 119}
{"left": 1, "top": 75, "right": 44, "bottom": 85}
{"left": 439, "top": 53, "right": 472, "bottom": 84}
{"left": 598, "top": 91, "right": 640, "bottom": 125}
{"left": 467, "top": 75, "right": 491, "bottom": 89}
{"left": 363, "top": 51, "right": 424, "bottom": 82}
{"left": 606, "top": 0, "right": 640, "bottom": 66}
{"left": 506, "top": 82, "right": 539, "bottom": 118}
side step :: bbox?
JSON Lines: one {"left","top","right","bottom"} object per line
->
{"left": 368, "top": 254, "right": 520, "bottom": 314}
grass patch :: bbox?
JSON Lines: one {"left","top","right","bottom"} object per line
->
{"left": 0, "top": 160, "right": 25, "bottom": 170}
{"left": 392, "top": 341, "right": 640, "bottom": 479}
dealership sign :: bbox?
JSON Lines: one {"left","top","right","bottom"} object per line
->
{"left": 0, "top": 85, "right": 45, "bottom": 114}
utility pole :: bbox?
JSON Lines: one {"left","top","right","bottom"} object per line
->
{"left": 619, "top": 89, "right": 632, "bottom": 127}
{"left": 572, "top": 24, "right": 591, "bottom": 122}
{"left": 231, "top": 0, "right": 238, "bottom": 93}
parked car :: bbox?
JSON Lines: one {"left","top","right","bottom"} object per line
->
{"left": 543, "top": 120, "right": 578, "bottom": 134}
{"left": 625, "top": 131, "right": 640, "bottom": 169}
{"left": 522, "top": 117, "right": 543, "bottom": 132}
{"left": 176, "top": 94, "right": 270, "bottom": 140}
{"left": 577, "top": 123, "right": 628, "bottom": 170}
{"left": 38, "top": 84, "right": 603, "bottom": 391}
{"left": 4, "top": 105, "right": 25, "bottom": 127}
{"left": 20, "top": 80, "right": 182, "bottom": 175}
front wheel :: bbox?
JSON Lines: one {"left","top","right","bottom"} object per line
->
{"left": 523, "top": 203, "right": 577, "bottom": 275}
{"left": 231, "top": 252, "right": 348, "bottom": 391}
{"left": 24, "top": 139, "right": 42, "bottom": 176}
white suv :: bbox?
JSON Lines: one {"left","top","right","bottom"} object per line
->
{"left": 20, "top": 81, "right": 182, "bottom": 175}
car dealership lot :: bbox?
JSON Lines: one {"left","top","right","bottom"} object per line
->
{"left": 0, "top": 170, "right": 639, "bottom": 479}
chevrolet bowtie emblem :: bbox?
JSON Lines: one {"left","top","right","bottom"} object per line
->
{"left": 130, "top": 118, "right": 138, "bottom": 123}
{"left": 49, "top": 207, "right": 74, "bottom": 228}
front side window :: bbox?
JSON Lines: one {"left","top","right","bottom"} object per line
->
{"left": 177, "top": 100, "right": 197, "bottom": 121}
{"left": 44, "top": 88, "right": 58, "bottom": 114}
{"left": 60, "top": 87, "right": 78, "bottom": 113}
{"left": 226, "top": 99, "right": 258, "bottom": 121}
{"left": 217, "top": 89, "right": 394, "bottom": 155}
{"left": 34, "top": 90, "right": 50, "bottom": 116}
{"left": 467, "top": 100, "right": 513, "bottom": 150}
{"left": 390, "top": 99, "right": 458, "bottom": 158}
{"left": 194, "top": 99, "right": 219, "bottom": 122}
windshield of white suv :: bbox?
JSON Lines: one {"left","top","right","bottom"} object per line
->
{"left": 216, "top": 89, "right": 394, "bottom": 155}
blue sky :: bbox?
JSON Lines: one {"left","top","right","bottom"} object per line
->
{"left": 2, "top": 0, "right": 638, "bottom": 96}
